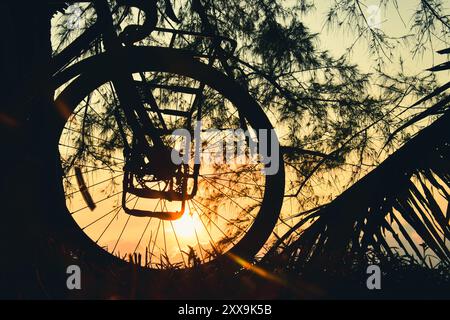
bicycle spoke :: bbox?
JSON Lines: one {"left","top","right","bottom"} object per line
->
{"left": 64, "top": 162, "right": 125, "bottom": 178}
{"left": 95, "top": 195, "right": 131, "bottom": 243}
{"left": 187, "top": 201, "right": 205, "bottom": 262}
{"left": 135, "top": 198, "right": 161, "bottom": 255}
{"left": 66, "top": 172, "right": 123, "bottom": 197}
{"left": 191, "top": 199, "right": 236, "bottom": 247}
{"left": 149, "top": 218, "right": 162, "bottom": 266}
{"left": 71, "top": 189, "right": 122, "bottom": 214}
{"left": 191, "top": 198, "right": 248, "bottom": 233}
{"left": 112, "top": 197, "right": 140, "bottom": 253}
{"left": 82, "top": 194, "right": 135, "bottom": 230}
{"left": 170, "top": 220, "right": 187, "bottom": 268}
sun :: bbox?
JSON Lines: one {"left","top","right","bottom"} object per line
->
{"left": 171, "top": 206, "right": 204, "bottom": 240}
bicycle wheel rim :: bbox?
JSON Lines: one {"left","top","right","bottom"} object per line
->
{"left": 53, "top": 47, "right": 285, "bottom": 271}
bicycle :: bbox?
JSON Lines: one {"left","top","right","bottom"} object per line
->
{"left": 50, "top": 0, "right": 285, "bottom": 270}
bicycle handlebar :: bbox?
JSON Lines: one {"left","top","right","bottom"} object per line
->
{"left": 50, "top": 0, "right": 181, "bottom": 45}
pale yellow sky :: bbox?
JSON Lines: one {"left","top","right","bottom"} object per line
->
{"left": 301, "top": 0, "right": 449, "bottom": 80}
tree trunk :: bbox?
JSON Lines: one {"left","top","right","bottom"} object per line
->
{"left": 0, "top": 3, "right": 70, "bottom": 298}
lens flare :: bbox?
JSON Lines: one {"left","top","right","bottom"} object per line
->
{"left": 226, "top": 252, "right": 287, "bottom": 286}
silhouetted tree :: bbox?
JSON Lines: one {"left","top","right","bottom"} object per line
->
{"left": 0, "top": 0, "right": 448, "bottom": 297}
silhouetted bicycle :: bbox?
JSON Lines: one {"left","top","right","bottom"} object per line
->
{"left": 51, "top": 0, "right": 284, "bottom": 270}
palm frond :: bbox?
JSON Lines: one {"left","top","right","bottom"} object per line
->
{"left": 269, "top": 48, "right": 450, "bottom": 271}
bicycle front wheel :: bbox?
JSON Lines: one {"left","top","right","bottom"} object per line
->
{"left": 54, "top": 46, "right": 285, "bottom": 270}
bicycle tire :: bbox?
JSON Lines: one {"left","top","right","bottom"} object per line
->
{"left": 53, "top": 46, "right": 285, "bottom": 271}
